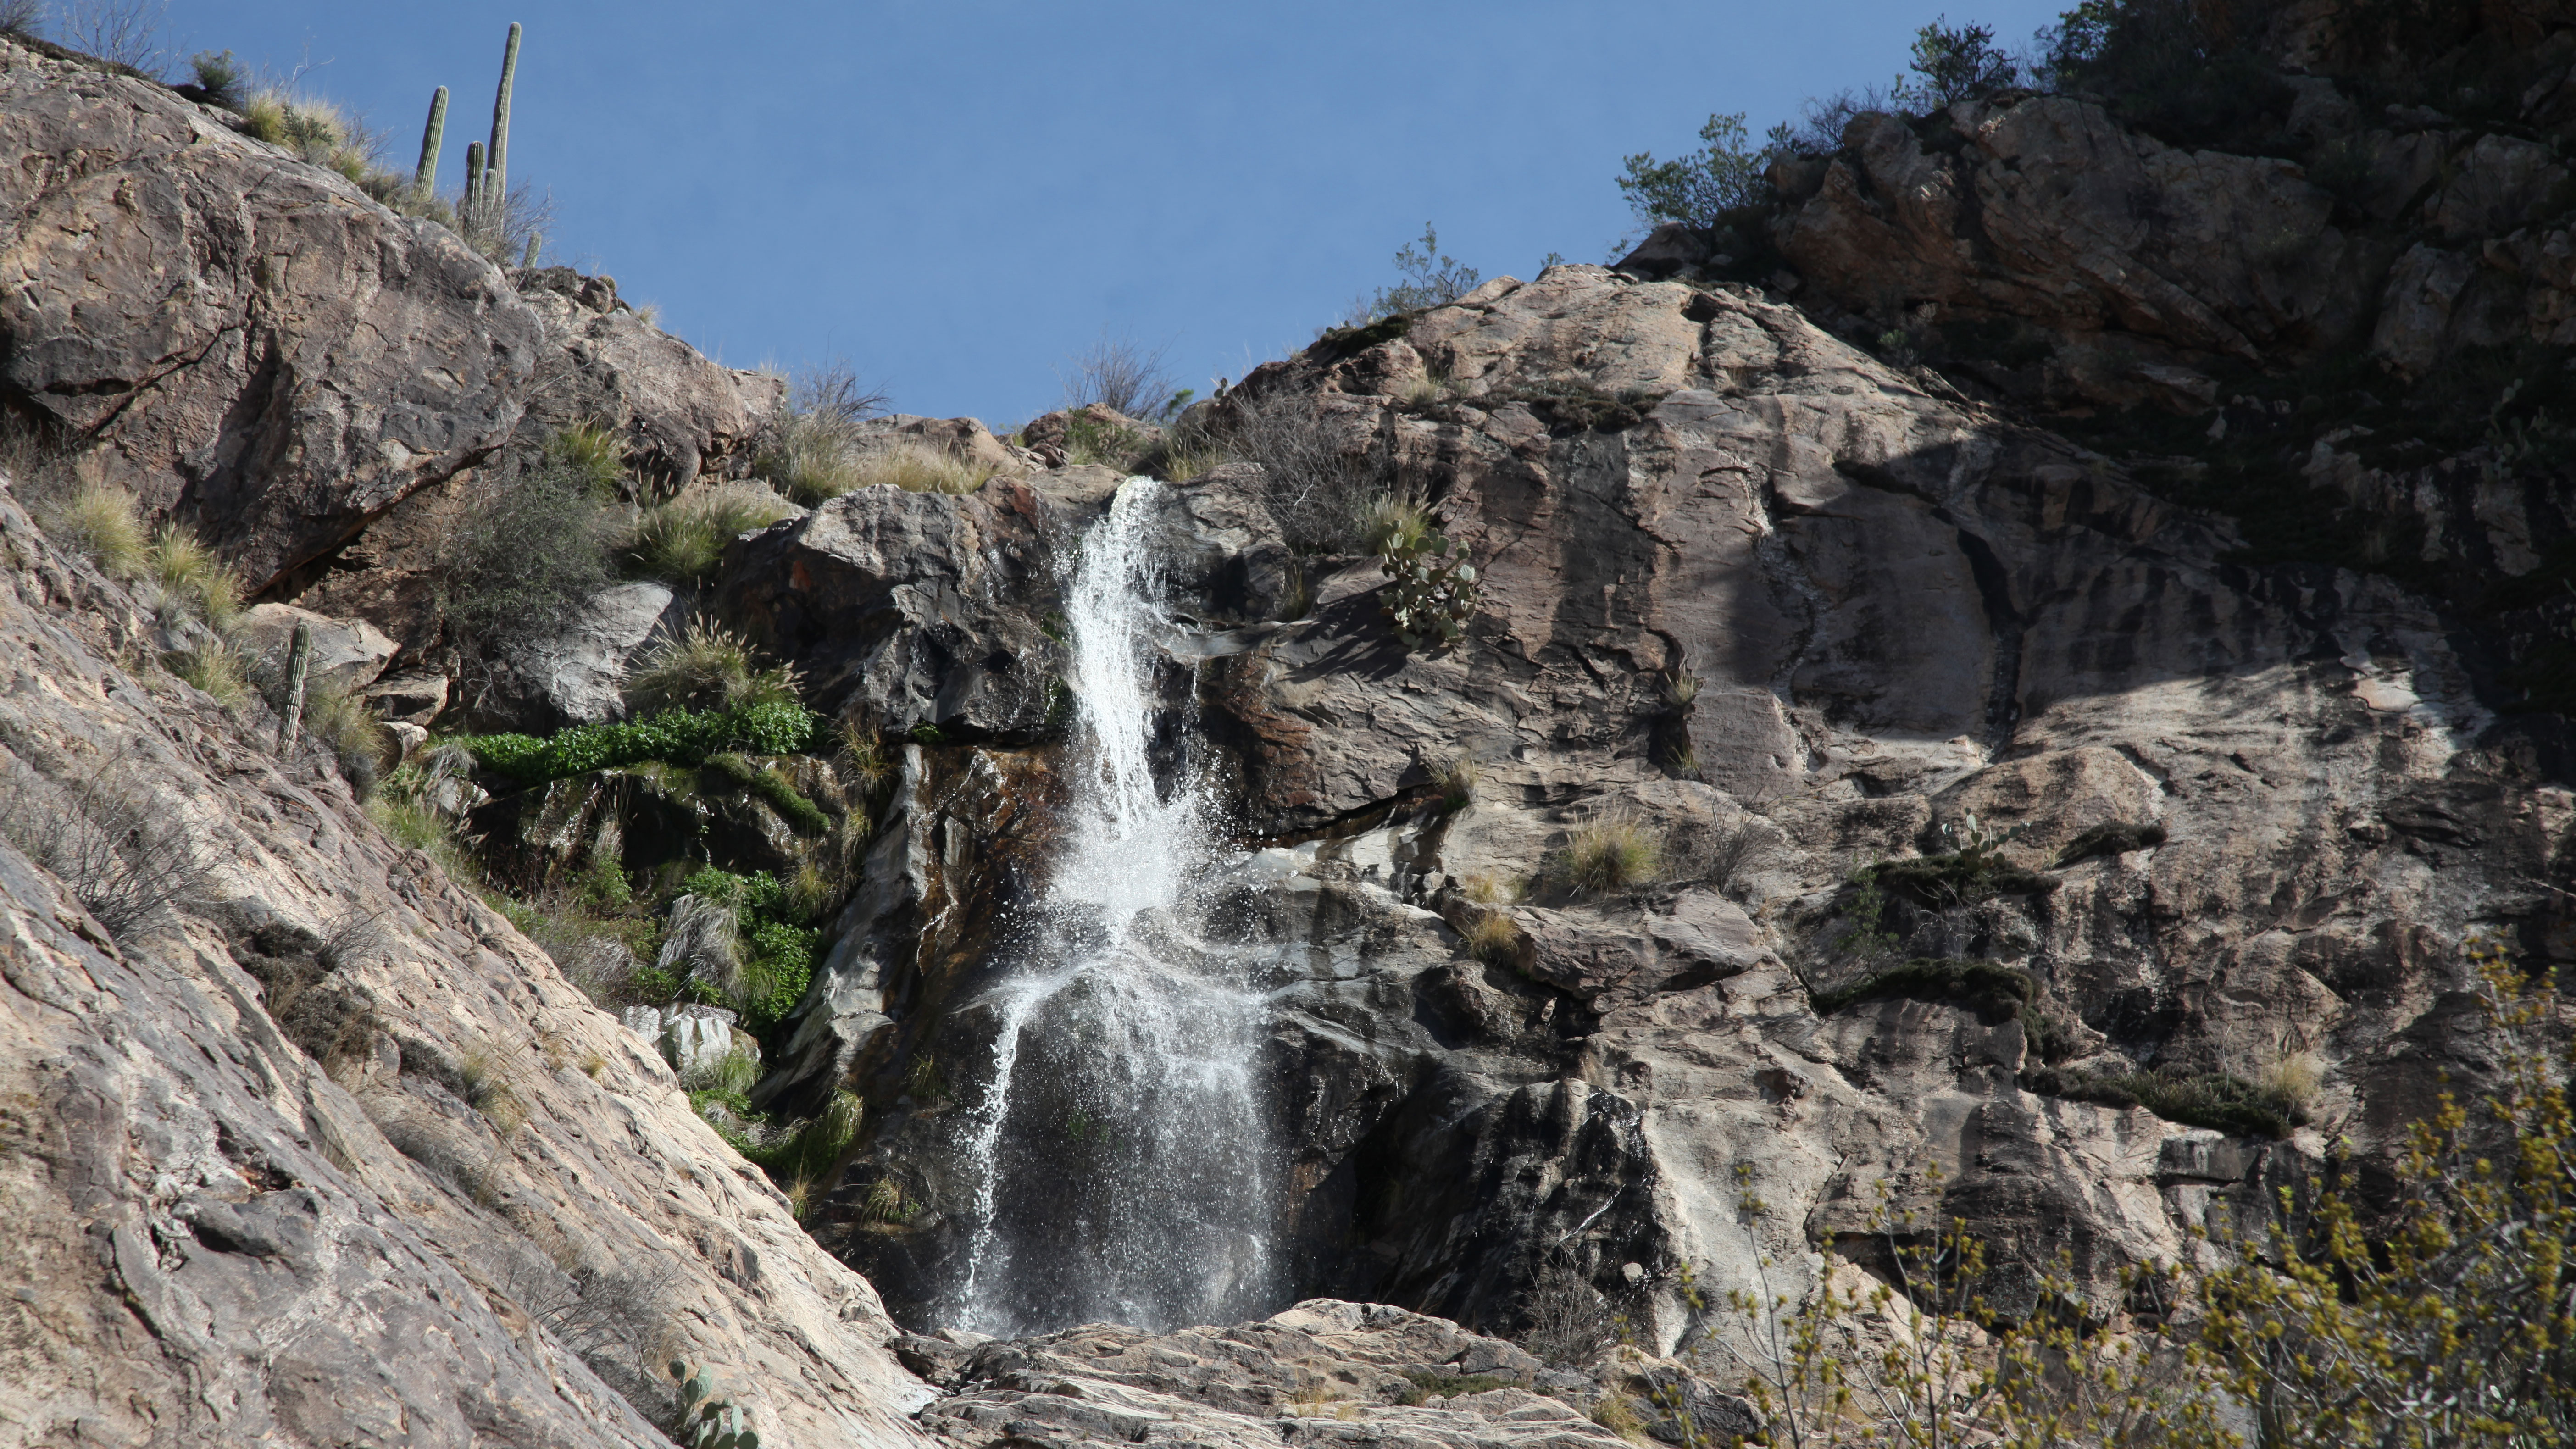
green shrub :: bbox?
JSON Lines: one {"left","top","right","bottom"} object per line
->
{"left": 461, "top": 701, "right": 818, "bottom": 786}
{"left": 1064, "top": 411, "right": 1150, "bottom": 469}
{"left": 1364, "top": 223, "right": 1482, "bottom": 321}
{"left": 1376, "top": 513, "right": 1478, "bottom": 650}
{"left": 303, "top": 683, "right": 390, "bottom": 795}
{"left": 188, "top": 50, "right": 245, "bottom": 110}
{"left": 1617, "top": 112, "right": 1773, "bottom": 233}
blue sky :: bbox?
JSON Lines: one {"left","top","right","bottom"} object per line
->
{"left": 162, "top": 1, "right": 2070, "bottom": 425}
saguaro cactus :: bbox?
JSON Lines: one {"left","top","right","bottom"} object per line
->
{"left": 413, "top": 86, "right": 447, "bottom": 198}
{"left": 462, "top": 140, "right": 485, "bottom": 219}
{"left": 486, "top": 22, "right": 521, "bottom": 203}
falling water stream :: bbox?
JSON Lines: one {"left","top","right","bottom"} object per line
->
{"left": 946, "top": 477, "right": 1277, "bottom": 1336}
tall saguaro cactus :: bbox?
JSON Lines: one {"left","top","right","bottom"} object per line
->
{"left": 486, "top": 22, "right": 521, "bottom": 206}
{"left": 413, "top": 86, "right": 448, "bottom": 199}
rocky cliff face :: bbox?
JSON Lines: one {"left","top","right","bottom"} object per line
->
{"left": 2, "top": 7, "right": 2572, "bottom": 1448}
{"left": 783, "top": 263, "right": 2561, "bottom": 1344}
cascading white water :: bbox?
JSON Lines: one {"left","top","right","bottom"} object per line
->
{"left": 947, "top": 477, "right": 1277, "bottom": 1336}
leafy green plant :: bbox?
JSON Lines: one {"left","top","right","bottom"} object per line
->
{"left": 1375, "top": 513, "right": 1478, "bottom": 650}
{"left": 1617, "top": 112, "right": 1776, "bottom": 233}
{"left": 1896, "top": 16, "right": 2019, "bottom": 110}
{"left": 668, "top": 1361, "right": 761, "bottom": 1449}
{"left": 188, "top": 50, "right": 244, "bottom": 110}
{"left": 460, "top": 701, "right": 818, "bottom": 785}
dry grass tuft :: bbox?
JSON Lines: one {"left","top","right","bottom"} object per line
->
{"left": 851, "top": 442, "right": 994, "bottom": 496}
{"left": 1464, "top": 910, "right": 1519, "bottom": 965}
{"left": 46, "top": 479, "right": 147, "bottom": 579}
{"left": 1563, "top": 813, "right": 1663, "bottom": 894}
{"left": 169, "top": 636, "right": 251, "bottom": 707}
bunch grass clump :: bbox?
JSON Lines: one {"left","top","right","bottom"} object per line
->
{"left": 145, "top": 523, "right": 242, "bottom": 631}
{"left": 1562, "top": 813, "right": 1662, "bottom": 894}
{"left": 754, "top": 360, "right": 889, "bottom": 505}
{"left": 44, "top": 479, "right": 147, "bottom": 579}
{"left": 169, "top": 636, "right": 251, "bottom": 707}
{"left": 622, "top": 486, "right": 793, "bottom": 586}
{"left": 545, "top": 421, "right": 627, "bottom": 499}
{"left": 850, "top": 442, "right": 994, "bottom": 496}
{"left": 622, "top": 620, "right": 801, "bottom": 716}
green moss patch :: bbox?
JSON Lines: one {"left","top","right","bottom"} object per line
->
{"left": 2022, "top": 1065, "right": 2303, "bottom": 1139}
{"left": 1863, "top": 853, "right": 2059, "bottom": 907}
{"left": 701, "top": 751, "right": 830, "bottom": 834}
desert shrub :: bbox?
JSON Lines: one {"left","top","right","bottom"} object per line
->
{"left": 1426, "top": 752, "right": 1477, "bottom": 812}
{"left": 1149, "top": 421, "right": 1235, "bottom": 482}
{"left": 2021, "top": 1062, "right": 2306, "bottom": 1138}
{"left": 1060, "top": 334, "right": 1185, "bottom": 420}
{"left": 52, "top": 0, "right": 160, "bottom": 67}
{"left": 459, "top": 700, "right": 819, "bottom": 786}
{"left": 753, "top": 360, "right": 888, "bottom": 504}
{"left": 1363, "top": 222, "right": 1482, "bottom": 321}
{"left": 1562, "top": 813, "right": 1662, "bottom": 894}
{"left": 457, "top": 1037, "right": 531, "bottom": 1138}
{"left": 622, "top": 485, "right": 793, "bottom": 585}
{"left": 1864, "top": 811, "right": 2057, "bottom": 907}
{"left": 496, "top": 1244, "right": 681, "bottom": 1380}
{"left": 0, "top": 0, "right": 40, "bottom": 37}
{"left": 2051, "top": 818, "right": 2167, "bottom": 867}
{"left": 238, "top": 89, "right": 383, "bottom": 185}
{"left": 623, "top": 620, "right": 801, "bottom": 715}
{"left": 186, "top": 49, "right": 243, "bottom": 109}
{"left": 439, "top": 461, "right": 613, "bottom": 648}
{"left": 1516, "top": 1244, "right": 1620, "bottom": 1367}
{"left": 2039, "top": 0, "right": 2294, "bottom": 151}
{"left": 0, "top": 760, "right": 212, "bottom": 935}
{"left": 1617, "top": 112, "right": 1776, "bottom": 233}
{"left": 1063, "top": 410, "right": 1153, "bottom": 470}
{"left": 1590, "top": 1391, "right": 1647, "bottom": 1440}
{"left": 1463, "top": 910, "right": 1518, "bottom": 966}
{"left": 1896, "top": 16, "right": 2020, "bottom": 111}
{"left": 1219, "top": 385, "right": 1377, "bottom": 552}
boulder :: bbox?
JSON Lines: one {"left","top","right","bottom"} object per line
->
{"left": 232, "top": 603, "right": 399, "bottom": 696}
{"left": 716, "top": 477, "right": 1074, "bottom": 738}
{"left": 0, "top": 37, "right": 542, "bottom": 590}
{"left": 475, "top": 580, "right": 677, "bottom": 730}
{"left": 509, "top": 266, "right": 785, "bottom": 495}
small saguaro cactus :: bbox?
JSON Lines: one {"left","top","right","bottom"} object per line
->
{"left": 669, "top": 1361, "right": 761, "bottom": 1449}
{"left": 413, "top": 85, "right": 447, "bottom": 198}
{"left": 486, "top": 21, "right": 521, "bottom": 205}
{"left": 462, "top": 140, "right": 485, "bottom": 218}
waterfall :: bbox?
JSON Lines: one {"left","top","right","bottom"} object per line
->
{"left": 947, "top": 477, "right": 1277, "bottom": 1336}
